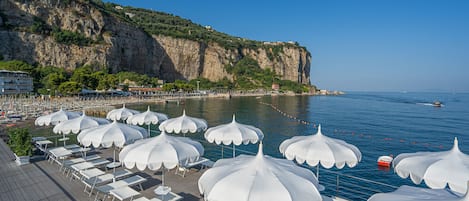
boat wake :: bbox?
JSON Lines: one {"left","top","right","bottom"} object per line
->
{"left": 417, "top": 103, "right": 444, "bottom": 107}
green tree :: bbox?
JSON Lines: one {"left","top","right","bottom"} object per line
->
{"left": 0, "top": 60, "right": 34, "bottom": 72}
{"left": 58, "top": 81, "right": 82, "bottom": 96}
{"left": 215, "top": 77, "right": 234, "bottom": 89}
{"left": 97, "top": 74, "right": 118, "bottom": 90}
{"left": 33, "top": 66, "right": 67, "bottom": 93}
{"left": 189, "top": 78, "right": 213, "bottom": 90}
{"left": 70, "top": 65, "right": 97, "bottom": 89}
{"left": 42, "top": 72, "right": 67, "bottom": 94}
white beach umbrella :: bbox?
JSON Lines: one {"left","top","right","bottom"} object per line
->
{"left": 126, "top": 106, "right": 168, "bottom": 135}
{"left": 368, "top": 184, "right": 469, "bottom": 201}
{"left": 52, "top": 111, "right": 109, "bottom": 145}
{"left": 279, "top": 124, "right": 362, "bottom": 177}
{"left": 106, "top": 104, "right": 140, "bottom": 121}
{"left": 393, "top": 137, "right": 469, "bottom": 194}
{"left": 119, "top": 131, "right": 204, "bottom": 187}
{"left": 158, "top": 109, "right": 208, "bottom": 135}
{"left": 78, "top": 120, "right": 148, "bottom": 148}
{"left": 35, "top": 108, "right": 81, "bottom": 126}
{"left": 78, "top": 121, "right": 148, "bottom": 179}
{"left": 198, "top": 143, "right": 322, "bottom": 201}
{"left": 204, "top": 114, "right": 264, "bottom": 158}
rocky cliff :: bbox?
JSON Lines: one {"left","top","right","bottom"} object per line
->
{"left": 0, "top": 0, "right": 310, "bottom": 84}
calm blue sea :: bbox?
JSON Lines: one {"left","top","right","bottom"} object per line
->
{"left": 130, "top": 92, "right": 469, "bottom": 199}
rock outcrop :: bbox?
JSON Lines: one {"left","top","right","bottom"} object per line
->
{"left": 0, "top": 0, "right": 310, "bottom": 84}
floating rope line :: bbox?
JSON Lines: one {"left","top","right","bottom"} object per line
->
{"left": 259, "top": 101, "right": 445, "bottom": 150}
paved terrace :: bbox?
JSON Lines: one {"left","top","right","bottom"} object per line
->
{"left": 0, "top": 139, "right": 205, "bottom": 201}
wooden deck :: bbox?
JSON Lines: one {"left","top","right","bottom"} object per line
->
{"left": 0, "top": 139, "right": 205, "bottom": 201}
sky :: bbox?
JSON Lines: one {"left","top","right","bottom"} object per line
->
{"left": 105, "top": 0, "right": 469, "bottom": 92}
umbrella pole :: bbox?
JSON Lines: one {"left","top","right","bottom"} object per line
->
{"left": 233, "top": 144, "right": 235, "bottom": 158}
{"left": 113, "top": 146, "right": 116, "bottom": 182}
{"left": 63, "top": 133, "right": 66, "bottom": 146}
{"left": 148, "top": 124, "right": 151, "bottom": 136}
{"left": 221, "top": 146, "right": 224, "bottom": 158}
{"left": 162, "top": 167, "right": 165, "bottom": 187}
{"left": 316, "top": 165, "right": 319, "bottom": 179}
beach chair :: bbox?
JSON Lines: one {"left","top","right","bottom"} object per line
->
{"left": 175, "top": 157, "right": 213, "bottom": 177}
{"left": 82, "top": 169, "right": 133, "bottom": 196}
{"left": 47, "top": 147, "right": 72, "bottom": 165}
{"left": 60, "top": 154, "right": 101, "bottom": 173}
{"left": 109, "top": 186, "right": 140, "bottom": 201}
{"left": 94, "top": 175, "right": 147, "bottom": 201}
{"left": 69, "top": 159, "right": 111, "bottom": 179}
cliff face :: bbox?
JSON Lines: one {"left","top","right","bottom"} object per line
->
{"left": 0, "top": 0, "right": 310, "bottom": 84}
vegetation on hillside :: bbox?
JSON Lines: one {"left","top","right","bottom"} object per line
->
{"left": 0, "top": 60, "right": 159, "bottom": 95}
{"left": 0, "top": 60, "right": 315, "bottom": 95}
{"left": 87, "top": 0, "right": 305, "bottom": 56}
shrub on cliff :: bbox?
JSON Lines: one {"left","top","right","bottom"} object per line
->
{"left": 52, "top": 29, "right": 94, "bottom": 46}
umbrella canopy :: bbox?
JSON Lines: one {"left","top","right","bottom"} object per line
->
{"left": 204, "top": 114, "right": 263, "bottom": 157}
{"left": 106, "top": 104, "right": 140, "bottom": 121}
{"left": 279, "top": 124, "right": 362, "bottom": 169}
{"left": 158, "top": 109, "right": 208, "bottom": 134}
{"left": 53, "top": 111, "right": 109, "bottom": 134}
{"left": 205, "top": 114, "right": 264, "bottom": 145}
{"left": 198, "top": 143, "right": 322, "bottom": 201}
{"left": 119, "top": 131, "right": 204, "bottom": 187}
{"left": 368, "top": 185, "right": 469, "bottom": 201}
{"left": 119, "top": 131, "right": 204, "bottom": 170}
{"left": 393, "top": 137, "right": 469, "bottom": 194}
{"left": 35, "top": 108, "right": 81, "bottom": 126}
{"left": 77, "top": 120, "right": 148, "bottom": 148}
{"left": 126, "top": 106, "right": 168, "bottom": 126}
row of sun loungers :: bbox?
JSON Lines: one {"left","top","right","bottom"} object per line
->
{"left": 38, "top": 144, "right": 182, "bottom": 201}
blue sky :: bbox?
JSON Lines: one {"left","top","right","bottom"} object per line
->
{"left": 106, "top": 0, "right": 469, "bottom": 92}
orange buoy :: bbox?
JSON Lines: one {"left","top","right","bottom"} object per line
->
{"left": 377, "top": 155, "right": 393, "bottom": 167}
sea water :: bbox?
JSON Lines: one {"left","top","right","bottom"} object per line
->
{"left": 131, "top": 92, "right": 469, "bottom": 200}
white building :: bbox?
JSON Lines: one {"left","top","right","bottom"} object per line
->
{"left": 0, "top": 70, "right": 33, "bottom": 95}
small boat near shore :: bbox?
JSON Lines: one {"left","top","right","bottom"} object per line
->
{"left": 432, "top": 101, "right": 442, "bottom": 107}
{"left": 377, "top": 155, "right": 393, "bottom": 167}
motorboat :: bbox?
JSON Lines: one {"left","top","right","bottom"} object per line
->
{"left": 432, "top": 101, "right": 442, "bottom": 107}
{"left": 377, "top": 155, "right": 393, "bottom": 167}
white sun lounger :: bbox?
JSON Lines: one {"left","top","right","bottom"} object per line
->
{"left": 69, "top": 159, "right": 111, "bottom": 179}
{"left": 138, "top": 192, "right": 183, "bottom": 201}
{"left": 60, "top": 154, "right": 101, "bottom": 173}
{"left": 47, "top": 147, "right": 73, "bottom": 165}
{"left": 94, "top": 175, "right": 147, "bottom": 201}
{"left": 109, "top": 186, "right": 140, "bottom": 201}
{"left": 82, "top": 169, "right": 133, "bottom": 196}
{"left": 175, "top": 157, "right": 213, "bottom": 177}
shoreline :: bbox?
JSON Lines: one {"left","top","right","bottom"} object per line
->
{"left": 0, "top": 90, "right": 336, "bottom": 133}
